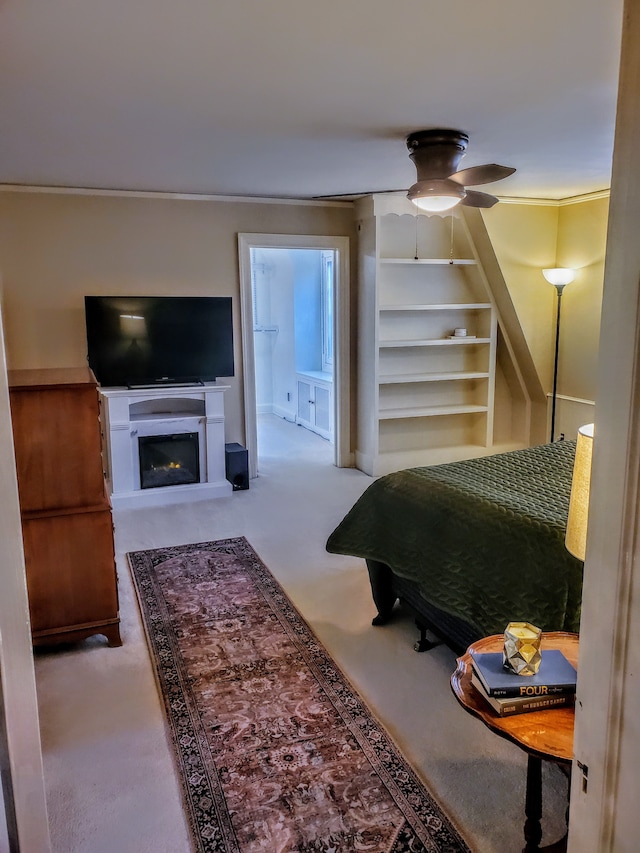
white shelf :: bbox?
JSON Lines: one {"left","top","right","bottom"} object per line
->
{"left": 378, "top": 404, "right": 489, "bottom": 420}
{"left": 379, "top": 371, "right": 490, "bottom": 384}
{"left": 379, "top": 337, "right": 492, "bottom": 348}
{"left": 355, "top": 197, "right": 498, "bottom": 475}
{"left": 380, "top": 257, "right": 477, "bottom": 265}
{"left": 379, "top": 302, "right": 491, "bottom": 312}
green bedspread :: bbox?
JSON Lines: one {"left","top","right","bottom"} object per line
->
{"left": 326, "top": 441, "right": 583, "bottom": 638}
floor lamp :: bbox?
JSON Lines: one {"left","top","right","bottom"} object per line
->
{"left": 542, "top": 268, "right": 575, "bottom": 441}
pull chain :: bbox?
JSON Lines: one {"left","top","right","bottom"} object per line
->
{"left": 449, "top": 215, "right": 454, "bottom": 264}
{"left": 415, "top": 214, "right": 419, "bottom": 260}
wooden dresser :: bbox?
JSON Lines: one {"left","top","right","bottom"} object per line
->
{"left": 8, "top": 367, "right": 121, "bottom": 647}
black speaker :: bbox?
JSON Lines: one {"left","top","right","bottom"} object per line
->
{"left": 225, "top": 442, "right": 249, "bottom": 491}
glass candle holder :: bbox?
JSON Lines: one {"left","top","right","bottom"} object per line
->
{"left": 503, "top": 622, "right": 542, "bottom": 675}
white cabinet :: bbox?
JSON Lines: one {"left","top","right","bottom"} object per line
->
{"left": 296, "top": 371, "right": 333, "bottom": 440}
{"left": 356, "top": 193, "right": 499, "bottom": 476}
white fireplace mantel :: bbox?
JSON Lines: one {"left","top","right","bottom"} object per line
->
{"left": 99, "top": 383, "right": 232, "bottom": 508}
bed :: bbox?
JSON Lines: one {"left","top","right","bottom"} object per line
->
{"left": 326, "top": 441, "right": 583, "bottom": 654}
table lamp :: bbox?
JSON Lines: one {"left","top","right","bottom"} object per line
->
{"left": 565, "top": 423, "right": 594, "bottom": 560}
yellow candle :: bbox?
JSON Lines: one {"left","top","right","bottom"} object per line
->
{"left": 503, "top": 622, "right": 543, "bottom": 675}
{"left": 512, "top": 626, "right": 537, "bottom": 639}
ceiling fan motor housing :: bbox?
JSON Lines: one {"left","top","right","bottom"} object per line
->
{"left": 406, "top": 129, "right": 469, "bottom": 181}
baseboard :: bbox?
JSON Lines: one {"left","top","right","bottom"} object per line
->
{"left": 109, "top": 479, "right": 232, "bottom": 509}
{"left": 272, "top": 404, "right": 296, "bottom": 421}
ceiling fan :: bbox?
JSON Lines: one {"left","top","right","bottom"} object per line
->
{"left": 319, "top": 128, "right": 516, "bottom": 211}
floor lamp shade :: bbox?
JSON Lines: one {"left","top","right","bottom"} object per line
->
{"left": 543, "top": 268, "right": 575, "bottom": 286}
{"left": 565, "top": 423, "right": 594, "bottom": 560}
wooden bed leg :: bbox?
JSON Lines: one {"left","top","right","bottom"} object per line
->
{"left": 413, "top": 619, "right": 443, "bottom": 652}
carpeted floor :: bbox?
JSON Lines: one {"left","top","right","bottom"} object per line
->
{"left": 128, "top": 536, "right": 471, "bottom": 853}
{"left": 34, "top": 415, "right": 570, "bottom": 852}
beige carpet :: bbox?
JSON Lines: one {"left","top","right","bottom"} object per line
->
{"left": 34, "top": 414, "right": 569, "bottom": 852}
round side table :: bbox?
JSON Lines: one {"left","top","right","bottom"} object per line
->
{"left": 451, "top": 631, "right": 578, "bottom": 852}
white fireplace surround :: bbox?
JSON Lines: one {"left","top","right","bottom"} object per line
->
{"left": 99, "top": 383, "right": 232, "bottom": 508}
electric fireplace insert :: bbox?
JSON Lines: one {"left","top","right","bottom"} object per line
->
{"left": 138, "top": 433, "right": 200, "bottom": 489}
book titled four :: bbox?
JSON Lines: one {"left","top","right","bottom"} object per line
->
{"left": 470, "top": 649, "right": 577, "bottom": 717}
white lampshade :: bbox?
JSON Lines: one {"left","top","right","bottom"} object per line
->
{"left": 565, "top": 423, "right": 594, "bottom": 560}
{"left": 543, "top": 268, "right": 575, "bottom": 286}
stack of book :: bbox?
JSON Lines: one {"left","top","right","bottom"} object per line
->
{"left": 470, "top": 649, "right": 577, "bottom": 717}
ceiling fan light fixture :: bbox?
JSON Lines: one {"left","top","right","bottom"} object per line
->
{"left": 407, "top": 179, "right": 466, "bottom": 212}
{"left": 412, "top": 195, "right": 461, "bottom": 213}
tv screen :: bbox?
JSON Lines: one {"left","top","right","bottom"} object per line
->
{"left": 84, "top": 296, "right": 234, "bottom": 388}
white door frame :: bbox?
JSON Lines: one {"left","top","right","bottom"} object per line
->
{"left": 238, "top": 233, "right": 350, "bottom": 478}
{"left": 567, "top": 2, "right": 640, "bottom": 849}
{"left": 0, "top": 300, "right": 51, "bottom": 852}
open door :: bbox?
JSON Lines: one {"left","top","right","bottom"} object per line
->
{"left": 238, "top": 233, "right": 350, "bottom": 479}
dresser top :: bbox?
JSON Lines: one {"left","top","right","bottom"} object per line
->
{"left": 8, "top": 367, "right": 97, "bottom": 390}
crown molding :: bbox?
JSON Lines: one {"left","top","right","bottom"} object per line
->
{"left": 0, "top": 183, "right": 610, "bottom": 208}
{"left": 0, "top": 183, "right": 353, "bottom": 208}
{"left": 497, "top": 189, "right": 610, "bottom": 207}
{"left": 556, "top": 189, "right": 610, "bottom": 206}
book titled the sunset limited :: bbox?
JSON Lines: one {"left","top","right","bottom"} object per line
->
{"left": 470, "top": 673, "right": 576, "bottom": 717}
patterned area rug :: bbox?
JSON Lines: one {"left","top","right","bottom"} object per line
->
{"left": 128, "top": 537, "right": 470, "bottom": 853}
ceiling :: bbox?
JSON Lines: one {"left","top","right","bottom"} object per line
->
{"left": 0, "top": 1, "right": 625, "bottom": 202}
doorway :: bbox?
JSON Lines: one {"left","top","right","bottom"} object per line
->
{"left": 252, "top": 246, "right": 334, "bottom": 442}
{"left": 238, "top": 234, "right": 350, "bottom": 478}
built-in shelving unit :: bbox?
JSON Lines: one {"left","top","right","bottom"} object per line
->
{"left": 356, "top": 193, "right": 511, "bottom": 476}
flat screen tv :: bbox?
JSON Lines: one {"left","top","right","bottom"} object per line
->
{"left": 84, "top": 296, "right": 234, "bottom": 388}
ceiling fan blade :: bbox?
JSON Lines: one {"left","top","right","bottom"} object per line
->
{"left": 460, "top": 190, "right": 500, "bottom": 208}
{"left": 449, "top": 164, "right": 516, "bottom": 186}
{"left": 312, "top": 189, "right": 404, "bottom": 200}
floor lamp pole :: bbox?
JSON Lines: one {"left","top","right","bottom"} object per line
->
{"left": 550, "top": 284, "right": 565, "bottom": 442}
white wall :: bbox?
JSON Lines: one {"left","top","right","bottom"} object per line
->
{"left": 483, "top": 195, "right": 608, "bottom": 440}
{"left": 293, "top": 249, "right": 323, "bottom": 373}
{"left": 0, "top": 191, "right": 357, "bottom": 445}
{"left": 252, "top": 248, "right": 297, "bottom": 420}
{"left": 252, "top": 247, "right": 326, "bottom": 422}
{"left": 251, "top": 249, "right": 277, "bottom": 415}
{"left": 269, "top": 251, "right": 297, "bottom": 419}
